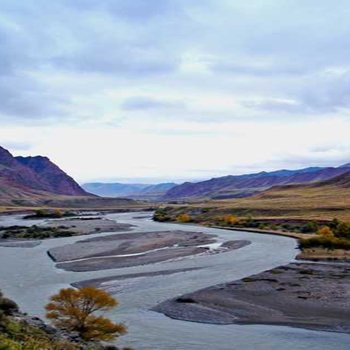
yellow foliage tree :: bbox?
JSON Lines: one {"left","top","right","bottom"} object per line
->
{"left": 45, "top": 287, "right": 127, "bottom": 341}
{"left": 176, "top": 213, "right": 192, "bottom": 223}
{"left": 53, "top": 209, "right": 63, "bottom": 218}
{"left": 317, "top": 226, "right": 334, "bottom": 237}
{"left": 223, "top": 215, "right": 239, "bottom": 226}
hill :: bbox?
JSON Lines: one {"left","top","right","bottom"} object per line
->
{"left": 162, "top": 165, "right": 350, "bottom": 201}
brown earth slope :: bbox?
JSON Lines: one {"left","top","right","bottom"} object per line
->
{"left": 160, "top": 171, "right": 350, "bottom": 221}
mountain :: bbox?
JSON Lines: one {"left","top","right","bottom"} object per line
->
{"left": 82, "top": 182, "right": 177, "bottom": 200}
{"left": 16, "top": 156, "right": 87, "bottom": 196}
{"left": 163, "top": 165, "right": 350, "bottom": 201}
{"left": 0, "top": 146, "right": 89, "bottom": 203}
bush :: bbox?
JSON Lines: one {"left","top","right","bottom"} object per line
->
{"left": 299, "top": 236, "right": 350, "bottom": 250}
{"left": 0, "top": 292, "right": 18, "bottom": 316}
{"left": 222, "top": 215, "right": 239, "bottom": 226}
{"left": 176, "top": 214, "right": 192, "bottom": 223}
{"left": 301, "top": 221, "right": 319, "bottom": 233}
{"left": 317, "top": 226, "right": 333, "bottom": 237}
{"left": 153, "top": 208, "right": 171, "bottom": 222}
{"left": 334, "top": 222, "right": 350, "bottom": 239}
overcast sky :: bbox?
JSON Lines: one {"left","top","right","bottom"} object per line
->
{"left": 1, "top": 0, "right": 350, "bottom": 183}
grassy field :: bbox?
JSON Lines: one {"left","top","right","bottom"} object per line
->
{"left": 163, "top": 179, "right": 350, "bottom": 222}
{"left": 221, "top": 182, "right": 350, "bottom": 221}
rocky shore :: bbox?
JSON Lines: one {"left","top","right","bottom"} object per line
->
{"left": 153, "top": 262, "right": 350, "bottom": 333}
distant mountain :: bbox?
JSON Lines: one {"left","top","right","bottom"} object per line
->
{"left": 82, "top": 182, "right": 177, "bottom": 200}
{"left": 163, "top": 165, "right": 350, "bottom": 201}
{"left": 0, "top": 146, "right": 89, "bottom": 203}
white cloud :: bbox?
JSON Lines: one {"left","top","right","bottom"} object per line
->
{"left": 1, "top": 0, "right": 350, "bottom": 181}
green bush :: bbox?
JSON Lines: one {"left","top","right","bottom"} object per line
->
{"left": 301, "top": 221, "right": 319, "bottom": 233}
{"left": 299, "top": 236, "right": 350, "bottom": 250}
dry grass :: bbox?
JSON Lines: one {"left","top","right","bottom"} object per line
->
{"left": 176, "top": 183, "right": 350, "bottom": 221}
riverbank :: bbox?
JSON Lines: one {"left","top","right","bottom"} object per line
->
{"left": 153, "top": 262, "right": 350, "bottom": 333}
{"left": 160, "top": 213, "right": 350, "bottom": 262}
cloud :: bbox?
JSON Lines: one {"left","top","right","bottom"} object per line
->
{"left": 65, "top": 0, "right": 179, "bottom": 21}
{"left": 120, "top": 96, "right": 185, "bottom": 111}
{"left": 1, "top": 141, "right": 32, "bottom": 151}
{"left": 2, "top": 0, "right": 350, "bottom": 179}
{"left": 2, "top": 0, "right": 350, "bottom": 123}
{"left": 244, "top": 70, "right": 350, "bottom": 115}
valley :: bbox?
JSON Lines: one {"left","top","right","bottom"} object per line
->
{"left": 1, "top": 212, "right": 350, "bottom": 350}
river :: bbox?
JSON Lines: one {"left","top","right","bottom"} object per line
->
{"left": 0, "top": 212, "right": 349, "bottom": 350}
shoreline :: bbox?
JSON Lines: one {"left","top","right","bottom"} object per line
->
{"left": 153, "top": 262, "right": 350, "bottom": 333}
{"left": 177, "top": 221, "right": 350, "bottom": 262}
{"left": 209, "top": 224, "right": 312, "bottom": 240}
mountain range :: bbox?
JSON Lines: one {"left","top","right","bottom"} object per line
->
{"left": 221, "top": 169, "right": 350, "bottom": 220}
{"left": 162, "top": 164, "right": 350, "bottom": 201}
{"left": 82, "top": 182, "right": 177, "bottom": 200}
{"left": 2, "top": 142, "right": 350, "bottom": 208}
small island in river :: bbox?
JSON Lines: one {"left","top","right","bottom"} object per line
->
{"left": 48, "top": 229, "right": 251, "bottom": 271}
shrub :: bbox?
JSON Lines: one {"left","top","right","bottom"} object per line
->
{"left": 176, "top": 213, "right": 192, "bottom": 223}
{"left": 334, "top": 222, "right": 350, "bottom": 239}
{"left": 317, "top": 226, "right": 334, "bottom": 237}
{"left": 299, "top": 236, "right": 350, "bottom": 250}
{"left": 301, "top": 221, "right": 319, "bottom": 233}
{"left": 0, "top": 292, "right": 18, "bottom": 316}
{"left": 153, "top": 208, "right": 171, "bottom": 222}
{"left": 223, "top": 215, "right": 239, "bottom": 226}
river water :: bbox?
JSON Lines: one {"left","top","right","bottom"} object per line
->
{"left": 0, "top": 212, "right": 349, "bottom": 350}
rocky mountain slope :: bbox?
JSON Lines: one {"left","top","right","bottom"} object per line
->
{"left": 0, "top": 145, "right": 88, "bottom": 201}
{"left": 16, "top": 155, "right": 87, "bottom": 196}
{"left": 162, "top": 165, "right": 350, "bottom": 201}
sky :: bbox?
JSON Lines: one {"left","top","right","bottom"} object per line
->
{"left": 1, "top": 0, "right": 350, "bottom": 184}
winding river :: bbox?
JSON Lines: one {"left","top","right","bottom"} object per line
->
{"left": 0, "top": 212, "right": 349, "bottom": 350}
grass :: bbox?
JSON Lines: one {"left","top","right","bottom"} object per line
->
{"left": 160, "top": 181, "right": 350, "bottom": 222}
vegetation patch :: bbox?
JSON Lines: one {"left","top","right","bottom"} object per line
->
{"left": 23, "top": 209, "right": 76, "bottom": 219}
{"left": 0, "top": 225, "right": 75, "bottom": 239}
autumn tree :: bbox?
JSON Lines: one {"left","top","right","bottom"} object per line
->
{"left": 176, "top": 213, "right": 192, "bottom": 223}
{"left": 317, "top": 226, "right": 333, "bottom": 237}
{"left": 223, "top": 214, "right": 239, "bottom": 226}
{"left": 45, "top": 287, "right": 127, "bottom": 341}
